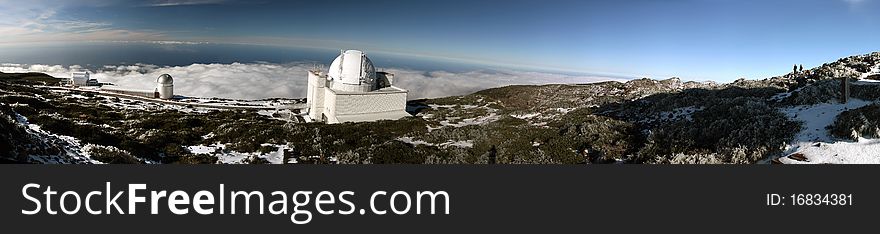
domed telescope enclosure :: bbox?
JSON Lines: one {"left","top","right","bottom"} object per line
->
{"left": 156, "top": 74, "right": 174, "bottom": 99}
{"left": 306, "top": 50, "right": 409, "bottom": 124}
{"left": 328, "top": 50, "right": 378, "bottom": 92}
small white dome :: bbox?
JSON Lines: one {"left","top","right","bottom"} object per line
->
{"left": 327, "top": 50, "right": 376, "bottom": 86}
{"left": 157, "top": 74, "right": 173, "bottom": 84}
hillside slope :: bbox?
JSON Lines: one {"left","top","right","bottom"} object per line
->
{"left": 1, "top": 52, "right": 879, "bottom": 164}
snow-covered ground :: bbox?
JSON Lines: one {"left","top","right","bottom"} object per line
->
{"left": 769, "top": 86, "right": 804, "bottom": 102}
{"left": 256, "top": 109, "right": 298, "bottom": 121}
{"left": 555, "top": 107, "right": 575, "bottom": 114}
{"left": 511, "top": 112, "right": 541, "bottom": 119}
{"left": 782, "top": 99, "right": 872, "bottom": 143}
{"left": 779, "top": 98, "right": 880, "bottom": 164}
{"left": 782, "top": 138, "right": 880, "bottom": 164}
{"left": 47, "top": 86, "right": 305, "bottom": 112}
{"left": 14, "top": 113, "right": 102, "bottom": 164}
{"left": 439, "top": 113, "right": 500, "bottom": 127}
{"left": 777, "top": 63, "right": 880, "bottom": 164}
{"left": 858, "top": 63, "right": 880, "bottom": 79}
{"left": 177, "top": 96, "right": 304, "bottom": 109}
{"left": 397, "top": 137, "right": 474, "bottom": 148}
{"left": 46, "top": 86, "right": 308, "bottom": 122}
{"left": 422, "top": 102, "right": 503, "bottom": 129}
{"left": 97, "top": 95, "right": 221, "bottom": 113}
{"left": 186, "top": 143, "right": 288, "bottom": 164}
{"left": 397, "top": 137, "right": 432, "bottom": 146}
{"left": 439, "top": 140, "right": 474, "bottom": 148}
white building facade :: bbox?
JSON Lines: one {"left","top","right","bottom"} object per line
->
{"left": 307, "top": 50, "right": 409, "bottom": 123}
{"left": 71, "top": 72, "right": 89, "bottom": 86}
{"left": 63, "top": 72, "right": 98, "bottom": 87}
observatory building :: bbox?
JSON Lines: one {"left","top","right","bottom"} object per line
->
{"left": 62, "top": 72, "right": 99, "bottom": 87}
{"left": 157, "top": 74, "right": 174, "bottom": 99}
{"left": 306, "top": 50, "right": 409, "bottom": 123}
{"left": 100, "top": 74, "right": 174, "bottom": 99}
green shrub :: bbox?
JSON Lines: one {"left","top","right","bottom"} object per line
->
{"left": 639, "top": 97, "right": 799, "bottom": 163}
{"left": 828, "top": 104, "right": 880, "bottom": 140}
{"left": 87, "top": 145, "right": 141, "bottom": 164}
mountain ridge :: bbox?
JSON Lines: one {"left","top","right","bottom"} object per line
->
{"left": 1, "top": 51, "right": 879, "bottom": 164}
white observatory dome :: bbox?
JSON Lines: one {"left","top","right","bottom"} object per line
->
{"left": 157, "top": 74, "right": 173, "bottom": 84}
{"left": 327, "top": 50, "right": 377, "bottom": 92}
{"left": 156, "top": 74, "right": 173, "bottom": 99}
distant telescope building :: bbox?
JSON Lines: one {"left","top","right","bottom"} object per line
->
{"left": 306, "top": 50, "right": 409, "bottom": 123}
{"left": 100, "top": 74, "right": 174, "bottom": 99}
{"left": 62, "top": 72, "right": 99, "bottom": 87}
{"left": 72, "top": 72, "right": 89, "bottom": 86}
{"left": 157, "top": 74, "right": 174, "bottom": 99}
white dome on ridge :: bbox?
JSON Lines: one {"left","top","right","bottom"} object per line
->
{"left": 328, "top": 50, "right": 376, "bottom": 86}
{"left": 157, "top": 74, "right": 173, "bottom": 84}
{"left": 156, "top": 74, "right": 173, "bottom": 99}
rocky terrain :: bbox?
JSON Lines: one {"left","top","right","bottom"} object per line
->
{"left": 2, "top": 51, "right": 879, "bottom": 164}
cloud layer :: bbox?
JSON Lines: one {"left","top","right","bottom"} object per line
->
{"left": 1, "top": 62, "right": 625, "bottom": 100}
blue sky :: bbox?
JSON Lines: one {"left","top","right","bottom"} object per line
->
{"left": 0, "top": 0, "right": 877, "bottom": 82}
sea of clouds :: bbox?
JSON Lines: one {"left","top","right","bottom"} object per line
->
{"left": 1, "top": 62, "right": 627, "bottom": 100}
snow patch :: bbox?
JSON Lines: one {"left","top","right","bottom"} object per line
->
{"left": 188, "top": 145, "right": 219, "bottom": 154}
{"left": 259, "top": 144, "right": 288, "bottom": 164}
{"left": 781, "top": 99, "right": 873, "bottom": 143}
{"left": 555, "top": 108, "right": 575, "bottom": 114}
{"left": 13, "top": 113, "right": 102, "bottom": 164}
{"left": 186, "top": 143, "right": 288, "bottom": 164}
{"left": 397, "top": 137, "right": 432, "bottom": 146}
{"left": 439, "top": 140, "right": 474, "bottom": 148}
{"left": 780, "top": 138, "right": 880, "bottom": 164}
{"left": 256, "top": 109, "right": 297, "bottom": 121}
{"left": 397, "top": 137, "right": 473, "bottom": 148}
{"left": 511, "top": 113, "right": 541, "bottom": 119}
{"left": 439, "top": 113, "right": 500, "bottom": 127}
{"left": 858, "top": 63, "right": 880, "bottom": 79}
{"left": 779, "top": 99, "right": 880, "bottom": 164}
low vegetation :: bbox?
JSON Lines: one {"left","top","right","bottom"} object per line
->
{"left": 828, "top": 104, "right": 880, "bottom": 140}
